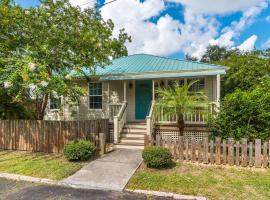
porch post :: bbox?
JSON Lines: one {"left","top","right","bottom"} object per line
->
{"left": 216, "top": 74, "right": 220, "bottom": 102}
{"left": 152, "top": 80, "right": 155, "bottom": 100}
{"left": 124, "top": 81, "right": 127, "bottom": 102}
{"left": 216, "top": 74, "right": 220, "bottom": 106}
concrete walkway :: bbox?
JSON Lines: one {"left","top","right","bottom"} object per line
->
{"left": 61, "top": 148, "right": 143, "bottom": 191}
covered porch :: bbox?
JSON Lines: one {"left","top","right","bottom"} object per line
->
{"left": 106, "top": 75, "right": 221, "bottom": 143}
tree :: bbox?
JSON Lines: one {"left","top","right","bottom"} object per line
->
{"left": 155, "top": 82, "right": 209, "bottom": 136}
{"left": 0, "top": 0, "right": 131, "bottom": 119}
{"left": 219, "top": 54, "right": 270, "bottom": 95}
{"left": 209, "top": 77, "right": 270, "bottom": 141}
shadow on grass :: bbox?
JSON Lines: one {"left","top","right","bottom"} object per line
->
{"left": 146, "top": 161, "right": 177, "bottom": 170}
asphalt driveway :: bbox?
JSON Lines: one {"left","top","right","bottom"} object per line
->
{"left": 0, "top": 178, "right": 173, "bottom": 200}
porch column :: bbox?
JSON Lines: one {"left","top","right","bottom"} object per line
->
{"left": 216, "top": 74, "right": 221, "bottom": 111}
{"left": 123, "top": 81, "right": 127, "bottom": 102}
{"left": 216, "top": 74, "right": 220, "bottom": 103}
{"left": 152, "top": 80, "right": 155, "bottom": 100}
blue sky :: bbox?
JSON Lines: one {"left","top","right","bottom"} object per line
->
{"left": 15, "top": 0, "right": 270, "bottom": 59}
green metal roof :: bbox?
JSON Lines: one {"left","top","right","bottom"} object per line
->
{"left": 96, "top": 54, "right": 226, "bottom": 76}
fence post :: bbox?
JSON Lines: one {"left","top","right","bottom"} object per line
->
{"left": 215, "top": 137, "right": 221, "bottom": 165}
{"left": 144, "top": 135, "right": 150, "bottom": 147}
{"left": 99, "top": 133, "right": 105, "bottom": 155}
{"left": 191, "top": 137, "right": 196, "bottom": 162}
{"left": 263, "top": 141, "right": 268, "bottom": 168}
{"left": 241, "top": 138, "right": 248, "bottom": 167}
{"left": 255, "top": 139, "right": 261, "bottom": 168}
{"left": 228, "top": 138, "right": 234, "bottom": 166}
{"left": 203, "top": 137, "right": 208, "bottom": 164}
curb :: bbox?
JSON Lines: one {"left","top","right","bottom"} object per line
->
{"left": 126, "top": 189, "right": 207, "bottom": 200}
{"left": 0, "top": 173, "right": 59, "bottom": 185}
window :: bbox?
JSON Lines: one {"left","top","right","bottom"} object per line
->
{"left": 89, "top": 82, "right": 102, "bottom": 109}
{"left": 187, "top": 78, "right": 205, "bottom": 92}
{"left": 167, "top": 79, "right": 185, "bottom": 88}
{"left": 50, "top": 97, "right": 61, "bottom": 110}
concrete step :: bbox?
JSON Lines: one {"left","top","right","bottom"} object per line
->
{"left": 120, "top": 133, "right": 145, "bottom": 138}
{"left": 124, "top": 124, "right": 147, "bottom": 129}
{"left": 119, "top": 138, "right": 144, "bottom": 144}
{"left": 115, "top": 144, "right": 144, "bottom": 150}
{"left": 121, "top": 128, "right": 147, "bottom": 134}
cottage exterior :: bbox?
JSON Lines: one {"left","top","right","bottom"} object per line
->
{"left": 45, "top": 54, "right": 226, "bottom": 147}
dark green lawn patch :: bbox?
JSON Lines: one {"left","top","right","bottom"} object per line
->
{"left": 0, "top": 150, "right": 84, "bottom": 180}
{"left": 128, "top": 162, "right": 270, "bottom": 200}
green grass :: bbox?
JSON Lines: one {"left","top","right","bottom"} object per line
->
{"left": 128, "top": 162, "right": 270, "bottom": 200}
{"left": 0, "top": 150, "right": 84, "bottom": 181}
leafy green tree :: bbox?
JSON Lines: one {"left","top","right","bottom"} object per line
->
{"left": 0, "top": 0, "right": 130, "bottom": 119}
{"left": 201, "top": 45, "right": 239, "bottom": 63}
{"left": 219, "top": 54, "right": 270, "bottom": 95}
{"left": 156, "top": 82, "right": 209, "bottom": 136}
{"left": 209, "top": 77, "right": 270, "bottom": 141}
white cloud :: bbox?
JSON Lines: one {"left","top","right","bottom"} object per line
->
{"left": 237, "top": 35, "right": 258, "bottom": 51}
{"left": 69, "top": 0, "right": 96, "bottom": 9}
{"left": 101, "top": 0, "right": 268, "bottom": 58}
{"left": 262, "top": 38, "right": 270, "bottom": 49}
{"left": 168, "top": 0, "right": 264, "bottom": 14}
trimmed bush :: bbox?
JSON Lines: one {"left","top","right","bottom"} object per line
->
{"left": 64, "top": 140, "right": 96, "bottom": 161}
{"left": 142, "top": 146, "right": 173, "bottom": 168}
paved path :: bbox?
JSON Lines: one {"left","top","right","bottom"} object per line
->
{"left": 0, "top": 178, "right": 173, "bottom": 200}
{"left": 61, "top": 148, "right": 143, "bottom": 191}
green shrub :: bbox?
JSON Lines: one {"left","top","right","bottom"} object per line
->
{"left": 142, "top": 146, "right": 173, "bottom": 168}
{"left": 209, "top": 79, "right": 270, "bottom": 141}
{"left": 64, "top": 140, "right": 96, "bottom": 161}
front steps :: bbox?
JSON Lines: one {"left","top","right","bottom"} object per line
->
{"left": 116, "top": 122, "right": 146, "bottom": 149}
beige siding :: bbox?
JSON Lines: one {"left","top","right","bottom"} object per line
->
{"left": 45, "top": 75, "right": 218, "bottom": 121}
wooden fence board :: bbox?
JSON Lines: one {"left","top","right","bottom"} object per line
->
{"left": 241, "top": 138, "right": 247, "bottom": 167}
{"left": 228, "top": 138, "right": 234, "bottom": 166}
{"left": 255, "top": 139, "right": 261, "bottom": 168}
{"left": 0, "top": 120, "right": 109, "bottom": 153}
{"left": 215, "top": 137, "right": 221, "bottom": 165}
{"left": 151, "top": 137, "right": 270, "bottom": 168}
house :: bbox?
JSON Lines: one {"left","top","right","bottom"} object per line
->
{"left": 45, "top": 54, "right": 226, "bottom": 148}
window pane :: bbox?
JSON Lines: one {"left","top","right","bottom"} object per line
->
{"left": 187, "top": 78, "right": 205, "bottom": 92}
{"left": 50, "top": 97, "right": 61, "bottom": 110}
{"left": 89, "top": 83, "right": 102, "bottom": 109}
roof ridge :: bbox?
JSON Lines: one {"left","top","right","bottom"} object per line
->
{"left": 128, "top": 53, "right": 225, "bottom": 68}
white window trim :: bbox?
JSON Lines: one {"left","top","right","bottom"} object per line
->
{"left": 88, "top": 82, "right": 103, "bottom": 110}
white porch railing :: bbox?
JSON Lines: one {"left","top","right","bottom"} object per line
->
{"left": 155, "top": 102, "right": 218, "bottom": 124}
{"left": 108, "top": 103, "right": 122, "bottom": 122}
{"left": 113, "top": 102, "right": 127, "bottom": 143}
{"left": 146, "top": 101, "right": 156, "bottom": 136}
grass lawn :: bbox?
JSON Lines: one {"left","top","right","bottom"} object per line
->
{"left": 128, "top": 162, "right": 270, "bottom": 200}
{"left": 0, "top": 150, "right": 84, "bottom": 181}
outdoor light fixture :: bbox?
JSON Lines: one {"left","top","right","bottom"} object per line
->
{"left": 129, "top": 82, "right": 133, "bottom": 89}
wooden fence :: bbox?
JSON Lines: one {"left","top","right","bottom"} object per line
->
{"left": 149, "top": 135, "right": 270, "bottom": 168}
{"left": 0, "top": 119, "right": 109, "bottom": 153}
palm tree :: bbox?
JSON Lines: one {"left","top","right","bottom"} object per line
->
{"left": 156, "top": 81, "right": 209, "bottom": 136}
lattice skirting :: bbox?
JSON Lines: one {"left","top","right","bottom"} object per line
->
{"left": 155, "top": 130, "right": 210, "bottom": 142}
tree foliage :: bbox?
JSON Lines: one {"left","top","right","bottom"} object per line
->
{"left": 0, "top": 0, "right": 130, "bottom": 119}
{"left": 209, "top": 78, "right": 270, "bottom": 141}
{"left": 156, "top": 81, "right": 209, "bottom": 136}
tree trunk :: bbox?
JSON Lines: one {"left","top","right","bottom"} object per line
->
{"left": 177, "top": 113, "right": 185, "bottom": 136}
{"left": 35, "top": 93, "right": 49, "bottom": 120}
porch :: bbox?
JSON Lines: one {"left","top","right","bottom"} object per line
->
{"left": 106, "top": 75, "right": 221, "bottom": 144}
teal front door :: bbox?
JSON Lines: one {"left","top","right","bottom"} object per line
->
{"left": 135, "top": 80, "right": 152, "bottom": 120}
